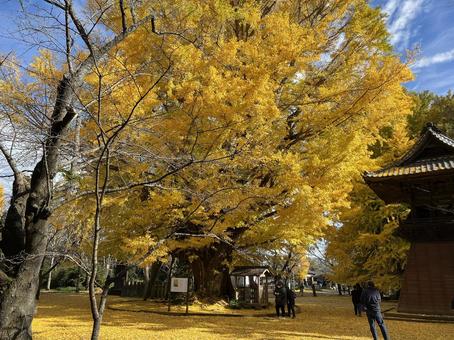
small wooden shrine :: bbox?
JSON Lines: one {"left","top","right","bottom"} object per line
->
{"left": 230, "top": 266, "right": 273, "bottom": 307}
{"left": 364, "top": 123, "right": 454, "bottom": 315}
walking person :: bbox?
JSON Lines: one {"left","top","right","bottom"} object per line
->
{"left": 286, "top": 285, "right": 297, "bottom": 318}
{"left": 351, "top": 283, "right": 363, "bottom": 316}
{"left": 274, "top": 280, "right": 287, "bottom": 317}
{"left": 360, "top": 281, "right": 390, "bottom": 340}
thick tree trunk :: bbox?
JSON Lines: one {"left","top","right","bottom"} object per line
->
{"left": 143, "top": 261, "right": 161, "bottom": 300}
{"left": 0, "top": 159, "right": 56, "bottom": 338}
{"left": 187, "top": 245, "right": 233, "bottom": 299}
{"left": 312, "top": 283, "right": 317, "bottom": 297}
{"left": 0, "top": 175, "right": 29, "bottom": 259}
{"left": 0, "top": 75, "right": 72, "bottom": 338}
{"left": 143, "top": 265, "right": 150, "bottom": 299}
{"left": 110, "top": 264, "right": 127, "bottom": 295}
{"left": 0, "top": 219, "right": 48, "bottom": 340}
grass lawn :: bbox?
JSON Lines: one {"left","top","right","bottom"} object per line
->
{"left": 33, "top": 292, "right": 454, "bottom": 339}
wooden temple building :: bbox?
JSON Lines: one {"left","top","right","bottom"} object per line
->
{"left": 230, "top": 266, "right": 273, "bottom": 307}
{"left": 364, "top": 123, "right": 454, "bottom": 316}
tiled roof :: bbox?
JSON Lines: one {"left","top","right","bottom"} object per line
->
{"left": 230, "top": 266, "right": 271, "bottom": 276}
{"left": 395, "top": 124, "right": 454, "bottom": 166}
{"left": 365, "top": 156, "right": 454, "bottom": 179}
{"left": 432, "top": 129, "right": 454, "bottom": 148}
{"left": 365, "top": 124, "right": 454, "bottom": 180}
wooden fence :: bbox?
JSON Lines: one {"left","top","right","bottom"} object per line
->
{"left": 121, "top": 281, "right": 167, "bottom": 299}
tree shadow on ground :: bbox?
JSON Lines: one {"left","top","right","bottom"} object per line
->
{"left": 34, "top": 292, "right": 454, "bottom": 340}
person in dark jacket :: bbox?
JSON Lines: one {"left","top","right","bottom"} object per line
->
{"left": 360, "top": 281, "right": 390, "bottom": 340}
{"left": 274, "top": 280, "right": 287, "bottom": 317}
{"left": 286, "top": 286, "right": 296, "bottom": 318}
{"left": 351, "top": 283, "right": 363, "bottom": 316}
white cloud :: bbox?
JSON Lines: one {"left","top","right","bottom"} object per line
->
{"left": 410, "top": 68, "right": 454, "bottom": 93}
{"left": 383, "top": 0, "right": 399, "bottom": 17}
{"left": 413, "top": 48, "right": 454, "bottom": 68}
{"left": 386, "top": 0, "right": 425, "bottom": 48}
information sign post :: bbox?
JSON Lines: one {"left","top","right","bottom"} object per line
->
{"left": 169, "top": 277, "right": 190, "bottom": 314}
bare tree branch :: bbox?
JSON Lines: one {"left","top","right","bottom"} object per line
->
{"left": 0, "top": 51, "right": 12, "bottom": 67}
{"left": 0, "top": 143, "right": 20, "bottom": 179}
{"left": 119, "top": 0, "right": 127, "bottom": 33}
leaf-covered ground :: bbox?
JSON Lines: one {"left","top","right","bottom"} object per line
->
{"left": 33, "top": 292, "right": 454, "bottom": 339}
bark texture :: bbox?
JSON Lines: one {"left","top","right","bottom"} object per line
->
{"left": 0, "top": 220, "right": 48, "bottom": 339}
{"left": 0, "top": 175, "right": 30, "bottom": 259}
{"left": 186, "top": 245, "right": 234, "bottom": 299}
{"left": 0, "top": 73, "right": 77, "bottom": 339}
{"left": 143, "top": 261, "right": 161, "bottom": 300}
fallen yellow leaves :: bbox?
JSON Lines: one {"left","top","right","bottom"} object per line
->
{"left": 33, "top": 292, "right": 454, "bottom": 340}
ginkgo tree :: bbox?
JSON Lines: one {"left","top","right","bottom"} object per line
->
{"left": 63, "top": 0, "right": 414, "bottom": 300}
{"left": 326, "top": 183, "right": 411, "bottom": 292}
{"left": 0, "top": 0, "right": 414, "bottom": 339}
{"left": 325, "top": 122, "right": 413, "bottom": 292}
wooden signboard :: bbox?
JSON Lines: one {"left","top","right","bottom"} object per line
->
{"left": 168, "top": 277, "right": 190, "bottom": 314}
{"left": 170, "top": 277, "right": 188, "bottom": 293}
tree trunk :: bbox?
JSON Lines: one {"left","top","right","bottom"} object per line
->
{"left": 0, "top": 219, "right": 49, "bottom": 340}
{"left": 0, "top": 75, "right": 73, "bottom": 338}
{"left": 0, "top": 15, "right": 161, "bottom": 338}
{"left": 46, "top": 256, "right": 55, "bottom": 290}
{"left": 0, "top": 160, "right": 56, "bottom": 339}
{"left": 143, "top": 261, "right": 161, "bottom": 300}
{"left": 90, "top": 286, "right": 109, "bottom": 340}
{"left": 0, "top": 175, "right": 29, "bottom": 259}
{"left": 187, "top": 245, "right": 233, "bottom": 299}
{"left": 312, "top": 283, "right": 317, "bottom": 297}
{"left": 75, "top": 266, "right": 81, "bottom": 293}
{"left": 143, "top": 265, "right": 150, "bottom": 299}
{"left": 166, "top": 256, "right": 174, "bottom": 305}
{"left": 91, "top": 317, "right": 102, "bottom": 340}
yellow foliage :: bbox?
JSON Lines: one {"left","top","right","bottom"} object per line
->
{"left": 28, "top": 49, "right": 62, "bottom": 84}
{"left": 326, "top": 181, "right": 410, "bottom": 291}
{"left": 53, "top": 0, "right": 414, "bottom": 267}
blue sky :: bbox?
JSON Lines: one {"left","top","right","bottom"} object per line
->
{"left": 0, "top": 0, "right": 38, "bottom": 63}
{"left": 372, "top": 0, "right": 454, "bottom": 94}
{"left": 0, "top": 0, "right": 454, "bottom": 94}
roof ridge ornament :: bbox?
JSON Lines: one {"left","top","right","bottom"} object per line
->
{"left": 423, "top": 122, "right": 442, "bottom": 135}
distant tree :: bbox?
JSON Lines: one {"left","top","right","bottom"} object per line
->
{"left": 408, "top": 90, "right": 454, "bottom": 138}
{"left": 326, "top": 183, "right": 410, "bottom": 292}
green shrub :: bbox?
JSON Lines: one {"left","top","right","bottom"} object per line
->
{"left": 51, "top": 266, "right": 80, "bottom": 288}
{"left": 228, "top": 299, "right": 241, "bottom": 309}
